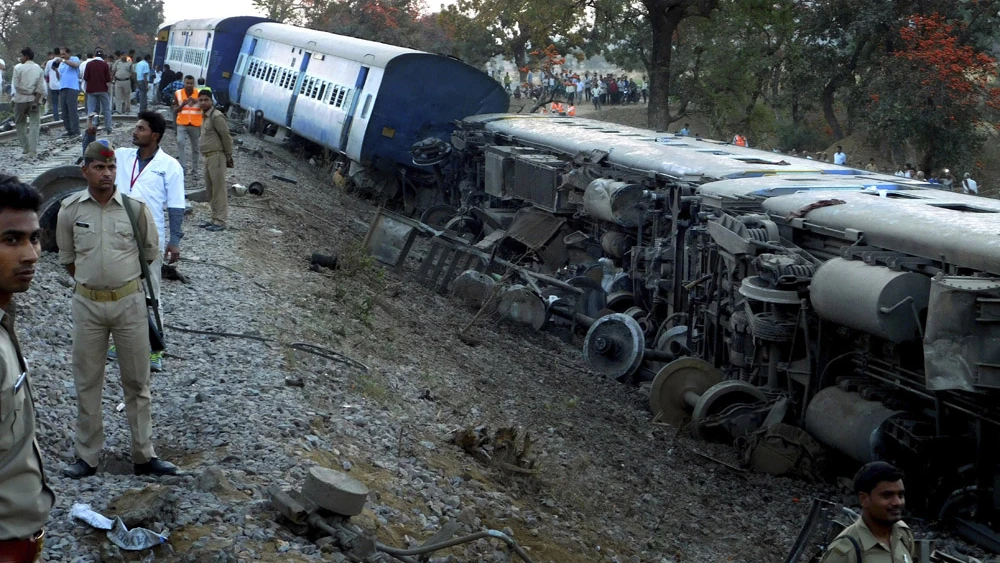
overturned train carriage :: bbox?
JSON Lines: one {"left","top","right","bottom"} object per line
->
{"left": 434, "top": 114, "right": 1000, "bottom": 549}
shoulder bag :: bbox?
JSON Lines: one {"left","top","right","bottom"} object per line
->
{"left": 121, "top": 194, "right": 166, "bottom": 352}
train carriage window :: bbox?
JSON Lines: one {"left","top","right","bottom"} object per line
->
{"left": 236, "top": 54, "right": 246, "bottom": 74}
{"left": 300, "top": 77, "right": 312, "bottom": 96}
{"left": 328, "top": 85, "right": 340, "bottom": 105}
{"left": 267, "top": 65, "right": 277, "bottom": 84}
{"left": 288, "top": 71, "right": 299, "bottom": 90}
{"left": 336, "top": 87, "right": 347, "bottom": 107}
{"left": 317, "top": 82, "right": 327, "bottom": 101}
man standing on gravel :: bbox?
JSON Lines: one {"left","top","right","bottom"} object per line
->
{"left": 56, "top": 140, "right": 178, "bottom": 479}
{"left": 172, "top": 75, "right": 202, "bottom": 179}
{"left": 114, "top": 110, "right": 185, "bottom": 372}
{"left": 11, "top": 48, "right": 46, "bottom": 158}
{"left": 198, "top": 89, "right": 233, "bottom": 231}
{"left": 821, "top": 461, "right": 915, "bottom": 563}
{"left": 111, "top": 52, "right": 133, "bottom": 115}
{"left": 0, "top": 174, "right": 56, "bottom": 561}
{"left": 83, "top": 49, "right": 113, "bottom": 134}
{"left": 56, "top": 47, "right": 81, "bottom": 139}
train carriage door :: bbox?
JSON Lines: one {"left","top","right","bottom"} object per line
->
{"left": 339, "top": 66, "right": 370, "bottom": 151}
{"left": 285, "top": 51, "right": 311, "bottom": 127}
{"left": 235, "top": 38, "right": 258, "bottom": 103}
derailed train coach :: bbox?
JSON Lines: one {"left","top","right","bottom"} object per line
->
{"left": 155, "top": 18, "right": 509, "bottom": 176}
{"left": 410, "top": 114, "right": 1000, "bottom": 549}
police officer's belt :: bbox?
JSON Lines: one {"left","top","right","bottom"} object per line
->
{"left": 0, "top": 529, "right": 44, "bottom": 562}
{"left": 75, "top": 279, "right": 141, "bottom": 302}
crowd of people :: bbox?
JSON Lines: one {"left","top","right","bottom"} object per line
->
{"left": 0, "top": 47, "right": 235, "bottom": 560}
{"left": 3, "top": 45, "right": 216, "bottom": 160}
{"left": 502, "top": 70, "right": 648, "bottom": 111}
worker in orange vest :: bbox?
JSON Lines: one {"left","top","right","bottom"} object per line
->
{"left": 733, "top": 134, "right": 748, "bottom": 147}
{"left": 551, "top": 101, "right": 563, "bottom": 114}
{"left": 566, "top": 105, "right": 576, "bottom": 116}
{"left": 172, "top": 75, "right": 203, "bottom": 178}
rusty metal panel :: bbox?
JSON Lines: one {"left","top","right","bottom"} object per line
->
{"left": 505, "top": 208, "right": 565, "bottom": 251}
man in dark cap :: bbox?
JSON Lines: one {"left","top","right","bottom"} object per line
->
{"left": 56, "top": 140, "right": 178, "bottom": 479}
{"left": 821, "top": 461, "right": 915, "bottom": 563}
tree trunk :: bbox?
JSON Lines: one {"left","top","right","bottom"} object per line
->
{"left": 821, "top": 80, "right": 844, "bottom": 141}
{"left": 644, "top": 0, "right": 719, "bottom": 131}
{"left": 512, "top": 36, "right": 528, "bottom": 83}
{"left": 646, "top": 8, "right": 683, "bottom": 130}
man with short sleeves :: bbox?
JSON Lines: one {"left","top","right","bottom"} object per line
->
{"left": 111, "top": 52, "right": 133, "bottom": 114}
{"left": 57, "top": 47, "right": 81, "bottom": 138}
{"left": 11, "top": 48, "right": 46, "bottom": 158}
{"left": 83, "top": 49, "right": 112, "bottom": 134}
{"left": 0, "top": 174, "right": 56, "bottom": 562}
{"left": 962, "top": 173, "right": 978, "bottom": 195}
{"left": 56, "top": 140, "right": 178, "bottom": 479}
{"left": 199, "top": 90, "right": 233, "bottom": 231}
{"left": 115, "top": 111, "right": 185, "bottom": 372}
{"left": 834, "top": 146, "right": 847, "bottom": 165}
{"left": 134, "top": 55, "right": 150, "bottom": 113}
{"left": 821, "top": 462, "right": 915, "bottom": 563}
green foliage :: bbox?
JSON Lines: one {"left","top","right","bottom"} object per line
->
{"left": 0, "top": 0, "right": 159, "bottom": 62}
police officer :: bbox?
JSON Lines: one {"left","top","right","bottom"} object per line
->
{"left": 198, "top": 89, "right": 233, "bottom": 232}
{"left": 821, "top": 461, "right": 915, "bottom": 563}
{"left": 56, "top": 141, "right": 178, "bottom": 479}
{"left": 0, "top": 175, "right": 55, "bottom": 562}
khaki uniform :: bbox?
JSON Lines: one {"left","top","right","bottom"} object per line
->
{"left": 111, "top": 59, "right": 133, "bottom": 114}
{"left": 200, "top": 107, "right": 233, "bottom": 226}
{"left": 56, "top": 189, "right": 159, "bottom": 467}
{"left": 821, "top": 518, "right": 915, "bottom": 563}
{"left": 0, "top": 308, "right": 55, "bottom": 540}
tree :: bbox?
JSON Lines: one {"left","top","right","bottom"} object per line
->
{"left": 638, "top": 0, "right": 718, "bottom": 129}
{"left": 448, "top": 0, "right": 581, "bottom": 83}
{"left": 866, "top": 12, "right": 1000, "bottom": 171}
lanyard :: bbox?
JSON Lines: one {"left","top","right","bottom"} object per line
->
{"left": 130, "top": 150, "right": 155, "bottom": 189}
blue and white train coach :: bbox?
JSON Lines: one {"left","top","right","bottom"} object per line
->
{"left": 228, "top": 22, "right": 508, "bottom": 170}
{"left": 154, "top": 17, "right": 271, "bottom": 106}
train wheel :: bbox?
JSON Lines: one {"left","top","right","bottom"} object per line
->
{"left": 583, "top": 313, "right": 645, "bottom": 383}
{"left": 32, "top": 165, "right": 88, "bottom": 252}
{"left": 420, "top": 204, "right": 457, "bottom": 229}
{"left": 443, "top": 215, "right": 484, "bottom": 244}
{"left": 648, "top": 358, "right": 720, "bottom": 427}
{"left": 691, "top": 381, "right": 767, "bottom": 440}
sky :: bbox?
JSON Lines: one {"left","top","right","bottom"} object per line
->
{"left": 161, "top": 0, "right": 265, "bottom": 27}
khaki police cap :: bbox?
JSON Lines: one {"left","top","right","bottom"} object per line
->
{"left": 84, "top": 140, "right": 116, "bottom": 163}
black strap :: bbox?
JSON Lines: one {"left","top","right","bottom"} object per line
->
{"left": 843, "top": 536, "right": 863, "bottom": 563}
{"left": 120, "top": 194, "right": 162, "bottom": 334}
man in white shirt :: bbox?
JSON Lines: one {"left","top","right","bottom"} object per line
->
{"left": 115, "top": 110, "right": 185, "bottom": 372}
{"left": 833, "top": 146, "right": 847, "bottom": 165}
{"left": 44, "top": 48, "right": 62, "bottom": 120}
{"left": 79, "top": 53, "right": 91, "bottom": 112}
{"left": 961, "top": 173, "right": 978, "bottom": 195}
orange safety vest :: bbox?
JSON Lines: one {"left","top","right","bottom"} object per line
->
{"left": 551, "top": 102, "right": 563, "bottom": 114}
{"left": 175, "top": 88, "right": 203, "bottom": 127}
{"left": 567, "top": 105, "right": 576, "bottom": 116}
{"left": 733, "top": 134, "right": 747, "bottom": 147}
